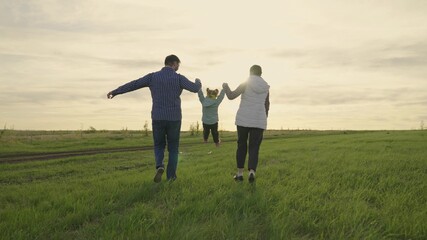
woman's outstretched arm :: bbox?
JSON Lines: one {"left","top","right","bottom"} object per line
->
{"left": 222, "top": 83, "right": 246, "bottom": 100}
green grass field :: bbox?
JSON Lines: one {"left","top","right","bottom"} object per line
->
{"left": 0, "top": 130, "right": 426, "bottom": 239}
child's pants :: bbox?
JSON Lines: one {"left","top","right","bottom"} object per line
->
{"left": 203, "top": 122, "right": 219, "bottom": 143}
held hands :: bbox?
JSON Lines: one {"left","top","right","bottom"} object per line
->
{"left": 222, "top": 83, "right": 228, "bottom": 89}
{"left": 195, "top": 78, "right": 201, "bottom": 84}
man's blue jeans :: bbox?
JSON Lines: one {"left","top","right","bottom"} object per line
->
{"left": 152, "top": 120, "right": 181, "bottom": 180}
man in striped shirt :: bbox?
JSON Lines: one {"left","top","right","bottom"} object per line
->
{"left": 107, "top": 55, "right": 201, "bottom": 182}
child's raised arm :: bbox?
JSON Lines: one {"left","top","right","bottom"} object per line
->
{"left": 216, "top": 89, "right": 226, "bottom": 104}
{"left": 198, "top": 88, "right": 205, "bottom": 103}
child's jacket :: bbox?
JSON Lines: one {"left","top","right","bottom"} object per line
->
{"left": 198, "top": 89, "right": 225, "bottom": 124}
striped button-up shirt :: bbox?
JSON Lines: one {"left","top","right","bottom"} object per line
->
{"left": 112, "top": 67, "right": 201, "bottom": 121}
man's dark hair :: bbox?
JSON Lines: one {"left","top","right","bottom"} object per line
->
{"left": 164, "top": 55, "right": 181, "bottom": 66}
{"left": 250, "top": 65, "right": 262, "bottom": 76}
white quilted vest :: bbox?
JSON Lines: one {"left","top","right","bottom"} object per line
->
{"left": 235, "top": 75, "right": 270, "bottom": 129}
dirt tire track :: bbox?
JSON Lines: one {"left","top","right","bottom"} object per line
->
{"left": 0, "top": 146, "right": 155, "bottom": 164}
{"left": 0, "top": 139, "right": 234, "bottom": 164}
{"left": 1, "top": 136, "right": 286, "bottom": 164}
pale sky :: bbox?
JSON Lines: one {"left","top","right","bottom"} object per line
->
{"left": 1, "top": 0, "right": 426, "bottom": 131}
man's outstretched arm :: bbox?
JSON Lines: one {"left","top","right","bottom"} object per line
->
{"left": 107, "top": 73, "right": 152, "bottom": 99}
{"left": 179, "top": 75, "right": 201, "bottom": 93}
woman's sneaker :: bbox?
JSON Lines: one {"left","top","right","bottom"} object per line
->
{"left": 233, "top": 175, "right": 243, "bottom": 182}
{"left": 248, "top": 172, "right": 255, "bottom": 183}
{"left": 154, "top": 167, "right": 164, "bottom": 183}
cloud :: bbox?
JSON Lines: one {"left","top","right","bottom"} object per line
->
{"left": 271, "top": 40, "right": 427, "bottom": 72}
{"left": 394, "top": 100, "right": 427, "bottom": 107}
{"left": 278, "top": 38, "right": 427, "bottom": 76}
{"left": 271, "top": 48, "right": 354, "bottom": 69}
{"left": 0, "top": 52, "right": 160, "bottom": 70}
{"left": 80, "top": 55, "right": 160, "bottom": 69}
{"left": 367, "top": 42, "right": 427, "bottom": 68}
{"left": 0, "top": 89, "right": 92, "bottom": 106}
{"left": 272, "top": 86, "right": 427, "bottom": 107}
{"left": 0, "top": 0, "right": 188, "bottom": 33}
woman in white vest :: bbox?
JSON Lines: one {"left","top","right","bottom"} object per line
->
{"left": 222, "top": 65, "right": 270, "bottom": 183}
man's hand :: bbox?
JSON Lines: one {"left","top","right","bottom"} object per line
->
{"left": 222, "top": 83, "right": 228, "bottom": 89}
{"left": 107, "top": 91, "right": 115, "bottom": 99}
{"left": 195, "top": 78, "right": 201, "bottom": 84}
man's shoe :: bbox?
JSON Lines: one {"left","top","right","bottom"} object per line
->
{"left": 248, "top": 172, "right": 255, "bottom": 183}
{"left": 154, "top": 167, "right": 164, "bottom": 183}
{"left": 233, "top": 175, "right": 243, "bottom": 182}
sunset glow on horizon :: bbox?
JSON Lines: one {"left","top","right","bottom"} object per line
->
{"left": 1, "top": 0, "right": 426, "bottom": 131}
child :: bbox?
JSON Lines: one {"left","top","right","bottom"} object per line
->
{"left": 198, "top": 87, "right": 225, "bottom": 147}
